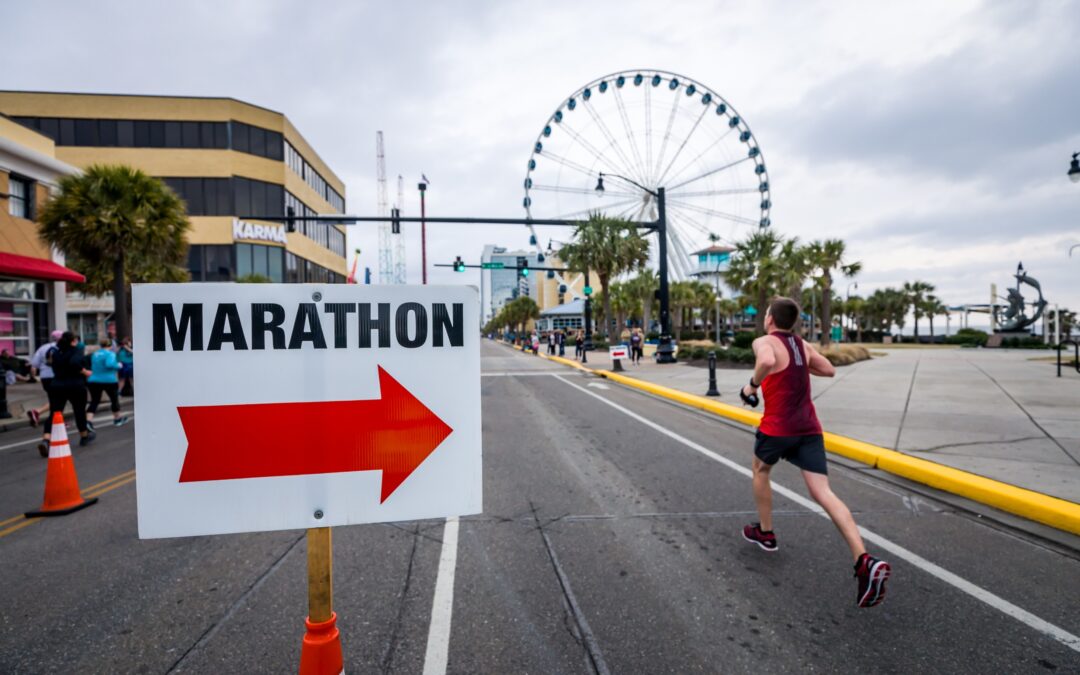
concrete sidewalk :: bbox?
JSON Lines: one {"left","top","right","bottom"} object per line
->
{"left": 554, "top": 343, "right": 1080, "bottom": 504}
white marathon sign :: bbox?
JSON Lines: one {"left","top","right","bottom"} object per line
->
{"left": 233, "top": 219, "right": 289, "bottom": 244}
{"left": 609, "top": 345, "right": 628, "bottom": 360}
{"left": 133, "top": 283, "right": 482, "bottom": 539}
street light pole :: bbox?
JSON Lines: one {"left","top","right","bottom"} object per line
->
{"left": 583, "top": 270, "right": 593, "bottom": 362}
{"left": 1068, "top": 152, "right": 1080, "bottom": 183}
{"left": 596, "top": 173, "right": 675, "bottom": 363}
{"left": 418, "top": 181, "right": 428, "bottom": 284}
{"left": 845, "top": 281, "right": 858, "bottom": 339}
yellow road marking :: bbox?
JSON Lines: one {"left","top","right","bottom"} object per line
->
{"left": 81, "top": 469, "right": 136, "bottom": 493}
{"left": 0, "top": 468, "right": 137, "bottom": 539}
{"left": 0, "top": 513, "right": 25, "bottom": 528}
{"left": 82, "top": 475, "right": 136, "bottom": 500}
{"left": 0, "top": 517, "right": 41, "bottom": 538}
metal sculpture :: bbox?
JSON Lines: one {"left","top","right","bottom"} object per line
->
{"left": 995, "top": 262, "right": 1047, "bottom": 332}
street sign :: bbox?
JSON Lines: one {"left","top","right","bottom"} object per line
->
{"left": 480, "top": 262, "right": 505, "bottom": 269}
{"left": 609, "top": 345, "right": 628, "bottom": 360}
{"left": 133, "top": 283, "right": 482, "bottom": 539}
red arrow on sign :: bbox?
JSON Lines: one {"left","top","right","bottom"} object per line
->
{"left": 177, "top": 366, "right": 453, "bottom": 502}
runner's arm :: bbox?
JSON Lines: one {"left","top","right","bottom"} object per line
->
{"left": 805, "top": 343, "right": 836, "bottom": 377}
{"left": 742, "top": 337, "right": 777, "bottom": 397}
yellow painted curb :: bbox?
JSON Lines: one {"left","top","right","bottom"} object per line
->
{"left": 495, "top": 340, "right": 1080, "bottom": 536}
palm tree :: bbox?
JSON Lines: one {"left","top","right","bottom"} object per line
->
{"left": 902, "top": 280, "right": 936, "bottom": 341}
{"left": 924, "top": 295, "right": 947, "bottom": 339}
{"left": 626, "top": 270, "right": 658, "bottom": 333}
{"left": 724, "top": 228, "right": 785, "bottom": 334}
{"left": 717, "top": 297, "right": 741, "bottom": 341}
{"left": 845, "top": 295, "right": 866, "bottom": 343}
{"left": 691, "top": 280, "right": 717, "bottom": 336}
{"left": 669, "top": 281, "right": 697, "bottom": 336}
{"left": 609, "top": 281, "right": 638, "bottom": 338}
{"left": 559, "top": 213, "right": 650, "bottom": 339}
{"left": 806, "top": 239, "right": 861, "bottom": 346}
{"left": 776, "top": 238, "right": 812, "bottom": 305}
{"left": 39, "top": 164, "right": 190, "bottom": 341}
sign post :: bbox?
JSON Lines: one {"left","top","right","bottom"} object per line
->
{"left": 133, "top": 283, "right": 482, "bottom": 671}
{"left": 609, "top": 344, "right": 628, "bottom": 372}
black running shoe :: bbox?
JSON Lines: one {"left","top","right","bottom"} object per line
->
{"left": 80, "top": 430, "right": 96, "bottom": 447}
{"left": 37, "top": 440, "right": 49, "bottom": 457}
{"left": 113, "top": 416, "right": 129, "bottom": 427}
{"left": 742, "top": 523, "right": 778, "bottom": 552}
{"left": 854, "top": 553, "right": 891, "bottom": 608}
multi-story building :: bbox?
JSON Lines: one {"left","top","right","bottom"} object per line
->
{"left": 0, "top": 91, "right": 348, "bottom": 285}
{"left": 689, "top": 244, "right": 736, "bottom": 299}
{"left": 479, "top": 245, "right": 588, "bottom": 326}
{"left": 0, "top": 113, "right": 82, "bottom": 355}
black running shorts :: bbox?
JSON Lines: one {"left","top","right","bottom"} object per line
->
{"left": 754, "top": 430, "right": 828, "bottom": 475}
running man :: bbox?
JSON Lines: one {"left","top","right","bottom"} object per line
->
{"left": 740, "top": 297, "right": 891, "bottom": 608}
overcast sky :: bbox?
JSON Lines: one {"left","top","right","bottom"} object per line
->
{"left": 5, "top": 0, "right": 1078, "bottom": 329}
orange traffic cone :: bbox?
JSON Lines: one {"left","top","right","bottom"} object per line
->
{"left": 299, "top": 612, "right": 343, "bottom": 675}
{"left": 25, "top": 412, "right": 98, "bottom": 517}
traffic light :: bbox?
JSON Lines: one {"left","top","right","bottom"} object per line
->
{"left": 452, "top": 256, "right": 465, "bottom": 272}
{"left": 517, "top": 256, "right": 529, "bottom": 277}
{"left": 391, "top": 207, "right": 401, "bottom": 234}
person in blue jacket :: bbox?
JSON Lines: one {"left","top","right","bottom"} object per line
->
{"left": 86, "top": 337, "right": 128, "bottom": 430}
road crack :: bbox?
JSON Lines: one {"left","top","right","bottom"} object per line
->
{"left": 166, "top": 532, "right": 304, "bottom": 673}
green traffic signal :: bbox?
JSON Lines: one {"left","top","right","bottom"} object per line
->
{"left": 521, "top": 267, "right": 530, "bottom": 277}
{"left": 453, "top": 256, "right": 465, "bottom": 272}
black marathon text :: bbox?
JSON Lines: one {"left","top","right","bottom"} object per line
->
{"left": 152, "top": 302, "right": 464, "bottom": 351}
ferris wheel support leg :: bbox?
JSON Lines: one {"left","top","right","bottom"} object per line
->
{"left": 654, "top": 187, "right": 677, "bottom": 364}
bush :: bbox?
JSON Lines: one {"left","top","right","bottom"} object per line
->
{"left": 945, "top": 328, "right": 988, "bottom": 347}
{"left": 732, "top": 331, "right": 756, "bottom": 349}
{"left": 718, "top": 346, "right": 755, "bottom": 364}
{"left": 1001, "top": 336, "right": 1050, "bottom": 349}
{"left": 817, "top": 344, "right": 872, "bottom": 366}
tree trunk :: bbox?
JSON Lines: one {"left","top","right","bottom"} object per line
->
{"left": 820, "top": 276, "right": 833, "bottom": 346}
{"left": 113, "top": 251, "right": 130, "bottom": 341}
{"left": 642, "top": 298, "right": 653, "bottom": 335}
{"left": 601, "top": 279, "right": 613, "bottom": 339}
{"left": 857, "top": 316, "right": 863, "bottom": 344}
{"left": 756, "top": 287, "right": 767, "bottom": 335}
{"left": 929, "top": 315, "right": 935, "bottom": 338}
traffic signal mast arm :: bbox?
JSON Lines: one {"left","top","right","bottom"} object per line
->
{"left": 435, "top": 263, "right": 571, "bottom": 272}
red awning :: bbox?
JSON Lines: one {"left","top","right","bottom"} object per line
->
{"left": 0, "top": 252, "right": 85, "bottom": 283}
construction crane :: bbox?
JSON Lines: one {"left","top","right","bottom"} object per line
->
{"left": 393, "top": 174, "right": 407, "bottom": 284}
{"left": 347, "top": 248, "right": 361, "bottom": 284}
{"left": 376, "top": 131, "right": 394, "bottom": 284}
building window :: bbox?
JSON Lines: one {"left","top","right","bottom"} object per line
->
{"left": 235, "top": 244, "right": 284, "bottom": 282}
{"left": 7, "top": 175, "right": 32, "bottom": 219}
{"left": 284, "top": 140, "right": 345, "bottom": 213}
{"left": 187, "top": 245, "right": 234, "bottom": 282}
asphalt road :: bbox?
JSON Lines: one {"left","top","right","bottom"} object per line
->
{"left": 1, "top": 340, "right": 1078, "bottom": 674}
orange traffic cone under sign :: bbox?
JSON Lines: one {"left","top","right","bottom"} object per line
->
{"left": 299, "top": 612, "right": 343, "bottom": 675}
{"left": 25, "top": 412, "right": 98, "bottom": 517}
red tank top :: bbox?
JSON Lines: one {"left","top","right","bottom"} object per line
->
{"left": 759, "top": 332, "right": 822, "bottom": 436}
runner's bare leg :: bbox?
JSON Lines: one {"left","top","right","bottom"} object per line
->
{"left": 802, "top": 471, "right": 866, "bottom": 561}
{"left": 752, "top": 456, "right": 774, "bottom": 532}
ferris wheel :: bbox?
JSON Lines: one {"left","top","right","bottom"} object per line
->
{"left": 523, "top": 69, "right": 770, "bottom": 287}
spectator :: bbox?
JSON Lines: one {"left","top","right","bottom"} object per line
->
{"left": 40, "top": 331, "right": 94, "bottom": 455}
{"left": 117, "top": 337, "right": 134, "bottom": 397}
{"left": 28, "top": 330, "right": 63, "bottom": 431}
{"left": 86, "top": 337, "right": 128, "bottom": 430}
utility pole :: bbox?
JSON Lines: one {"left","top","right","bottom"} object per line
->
{"left": 419, "top": 179, "right": 428, "bottom": 285}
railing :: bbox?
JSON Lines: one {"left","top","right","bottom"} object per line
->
{"left": 1058, "top": 339, "right": 1080, "bottom": 377}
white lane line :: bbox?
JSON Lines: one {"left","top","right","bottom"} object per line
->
{"left": 552, "top": 375, "right": 1080, "bottom": 654}
{"left": 587, "top": 382, "right": 610, "bottom": 389}
{"left": 422, "top": 516, "right": 460, "bottom": 675}
{"left": 481, "top": 372, "right": 561, "bottom": 377}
